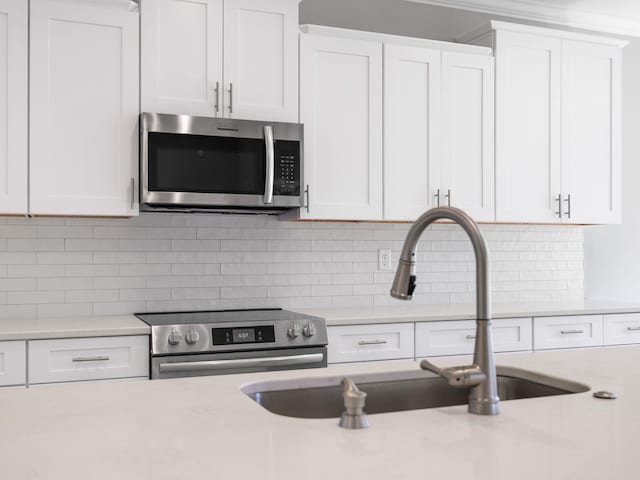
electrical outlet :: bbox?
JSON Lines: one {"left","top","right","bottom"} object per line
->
{"left": 378, "top": 248, "right": 392, "bottom": 271}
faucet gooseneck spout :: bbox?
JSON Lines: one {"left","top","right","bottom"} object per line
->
{"left": 391, "top": 206, "right": 499, "bottom": 415}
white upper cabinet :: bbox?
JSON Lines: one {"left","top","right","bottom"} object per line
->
{"left": 142, "top": 0, "right": 299, "bottom": 122}
{"left": 29, "top": 0, "right": 139, "bottom": 216}
{"left": 441, "top": 51, "right": 494, "bottom": 221}
{"left": 383, "top": 44, "right": 441, "bottom": 221}
{"left": 562, "top": 40, "right": 621, "bottom": 224}
{"left": 141, "top": 0, "right": 223, "bottom": 117}
{"left": 299, "top": 34, "right": 383, "bottom": 220}
{"left": 0, "top": 0, "right": 27, "bottom": 215}
{"left": 461, "top": 21, "right": 626, "bottom": 225}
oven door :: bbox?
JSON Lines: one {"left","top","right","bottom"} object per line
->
{"left": 140, "top": 113, "right": 303, "bottom": 210}
{"left": 151, "top": 346, "right": 327, "bottom": 379}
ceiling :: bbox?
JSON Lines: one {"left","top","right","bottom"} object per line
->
{"left": 405, "top": 0, "right": 640, "bottom": 36}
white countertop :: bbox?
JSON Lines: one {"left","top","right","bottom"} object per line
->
{"left": 0, "top": 315, "right": 150, "bottom": 340}
{"left": 1, "top": 346, "right": 639, "bottom": 479}
{"left": 298, "top": 300, "right": 640, "bottom": 325}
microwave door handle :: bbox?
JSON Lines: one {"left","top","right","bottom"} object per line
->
{"left": 263, "top": 125, "right": 275, "bottom": 205}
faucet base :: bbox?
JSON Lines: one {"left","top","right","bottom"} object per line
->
{"left": 468, "top": 398, "right": 500, "bottom": 415}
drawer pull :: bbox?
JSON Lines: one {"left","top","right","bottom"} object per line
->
{"left": 358, "top": 340, "right": 388, "bottom": 346}
{"left": 466, "top": 335, "right": 476, "bottom": 340}
{"left": 627, "top": 327, "right": 640, "bottom": 331}
{"left": 72, "top": 356, "right": 110, "bottom": 363}
{"left": 560, "top": 329, "right": 584, "bottom": 335}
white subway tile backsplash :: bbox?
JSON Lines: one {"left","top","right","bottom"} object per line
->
{"left": 0, "top": 213, "right": 584, "bottom": 319}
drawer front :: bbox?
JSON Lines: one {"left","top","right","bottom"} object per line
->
{"left": 29, "top": 336, "right": 149, "bottom": 384}
{"left": 327, "top": 323, "right": 414, "bottom": 364}
{"left": 604, "top": 313, "right": 640, "bottom": 346}
{"left": 0, "top": 341, "right": 26, "bottom": 387}
{"left": 416, "top": 318, "right": 532, "bottom": 357}
{"left": 534, "top": 315, "right": 604, "bottom": 350}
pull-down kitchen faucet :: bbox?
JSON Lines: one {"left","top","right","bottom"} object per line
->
{"left": 390, "top": 206, "right": 499, "bottom": 415}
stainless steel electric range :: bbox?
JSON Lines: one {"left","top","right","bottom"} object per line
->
{"left": 135, "top": 309, "right": 328, "bottom": 379}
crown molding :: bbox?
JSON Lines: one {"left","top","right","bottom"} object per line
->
{"left": 405, "top": 0, "right": 640, "bottom": 37}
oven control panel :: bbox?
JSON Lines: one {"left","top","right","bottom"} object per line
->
{"left": 212, "top": 326, "right": 275, "bottom": 345}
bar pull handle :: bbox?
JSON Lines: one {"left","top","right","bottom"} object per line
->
{"left": 445, "top": 189, "right": 451, "bottom": 207}
{"left": 434, "top": 189, "right": 441, "bottom": 207}
{"left": 130, "top": 177, "right": 135, "bottom": 210}
{"left": 214, "top": 81, "right": 220, "bottom": 113}
{"left": 466, "top": 334, "right": 476, "bottom": 340}
{"left": 358, "top": 339, "right": 388, "bottom": 346}
{"left": 304, "top": 184, "right": 310, "bottom": 213}
{"left": 228, "top": 83, "right": 233, "bottom": 114}
{"left": 564, "top": 194, "right": 572, "bottom": 219}
{"left": 72, "top": 356, "right": 110, "bottom": 363}
{"left": 555, "top": 193, "right": 563, "bottom": 219}
{"left": 159, "top": 353, "right": 324, "bottom": 373}
{"left": 627, "top": 327, "right": 640, "bottom": 331}
{"left": 263, "top": 125, "right": 274, "bottom": 205}
{"left": 560, "top": 329, "right": 584, "bottom": 335}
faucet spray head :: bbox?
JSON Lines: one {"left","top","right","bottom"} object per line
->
{"left": 390, "top": 259, "right": 417, "bottom": 300}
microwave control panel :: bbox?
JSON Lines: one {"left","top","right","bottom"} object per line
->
{"left": 274, "top": 140, "right": 301, "bottom": 196}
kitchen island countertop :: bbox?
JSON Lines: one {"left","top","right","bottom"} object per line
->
{"left": 1, "top": 345, "right": 639, "bottom": 479}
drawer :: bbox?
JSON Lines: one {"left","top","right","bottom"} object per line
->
{"left": 29, "top": 335, "right": 149, "bottom": 384}
{"left": 533, "top": 315, "right": 603, "bottom": 350}
{"left": 416, "top": 318, "right": 532, "bottom": 357}
{"left": 604, "top": 313, "right": 640, "bottom": 346}
{"left": 0, "top": 341, "right": 26, "bottom": 387}
{"left": 327, "top": 323, "right": 414, "bottom": 364}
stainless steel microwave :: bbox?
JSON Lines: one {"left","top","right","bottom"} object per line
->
{"left": 140, "top": 113, "right": 304, "bottom": 213}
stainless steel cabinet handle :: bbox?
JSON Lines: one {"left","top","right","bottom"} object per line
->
{"left": 560, "top": 329, "right": 584, "bottom": 335}
{"left": 445, "top": 189, "right": 451, "bottom": 207}
{"left": 158, "top": 353, "right": 324, "bottom": 373}
{"left": 555, "top": 193, "right": 563, "bottom": 219}
{"left": 228, "top": 83, "right": 233, "bottom": 114}
{"left": 263, "top": 125, "right": 274, "bottom": 205}
{"left": 304, "top": 184, "right": 310, "bottom": 213}
{"left": 627, "top": 327, "right": 640, "bottom": 331}
{"left": 214, "top": 81, "right": 220, "bottom": 113}
{"left": 130, "top": 177, "right": 135, "bottom": 210}
{"left": 564, "top": 194, "right": 572, "bottom": 219}
{"left": 358, "top": 340, "right": 388, "bottom": 346}
{"left": 466, "top": 334, "right": 476, "bottom": 340}
{"left": 72, "top": 356, "right": 110, "bottom": 362}
{"left": 434, "top": 189, "right": 441, "bottom": 207}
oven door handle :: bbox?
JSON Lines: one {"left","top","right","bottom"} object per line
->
{"left": 158, "top": 352, "right": 324, "bottom": 374}
{"left": 263, "top": 125, "right": 275, "bottom": 205}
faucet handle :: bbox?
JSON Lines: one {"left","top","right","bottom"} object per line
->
{"left": 420, "top": 359, "right": 486, "bottom": 388}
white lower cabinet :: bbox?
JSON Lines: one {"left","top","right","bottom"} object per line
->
{"left": 416, "top": 318, "right": 532, "bottom": 357}
{"left": 29, "top": 336, "right": 149, "bottom": 385}
{"left": 533, "top": 315, "right": 604, "bottom": 350}
{"left": 0, "top": 341, "right": 26, "bottom": 387}
{"left": 603, "top": 313, "right": 640, "bottom": 346}
{"left": 327, "top": 323, "right": 414, "bottom": 364}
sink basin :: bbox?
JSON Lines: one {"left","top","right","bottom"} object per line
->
{"left": 242, "top": 366, "right": 589, "bottom": 418}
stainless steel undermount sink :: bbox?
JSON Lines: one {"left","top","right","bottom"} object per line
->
{"left": 242, "top": 366, "right": 590, "bottom": 419}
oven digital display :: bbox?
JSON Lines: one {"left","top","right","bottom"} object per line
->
{"left": 212, "top": 326, "right": 275, "bottom": 345}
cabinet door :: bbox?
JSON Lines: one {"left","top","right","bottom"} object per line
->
{"left": 223, "top": 0, "right": 298, "bottom": 122}
{"left": 383, "top": 44, "right": 441, "bottom": 221}
{"left": 299, "top": 35, "right": 383, "bottom": 220}
{"left": 327, "top": 323, "right": 414, "bottom": 364}
{"left": 30, "top": 0, "right": 139, "bottom": 216}
{"left": 141, "top": 0, "right": 223, "bottom": 117}
{"left": 495, "top": 31, "right": 562, "bottom": 223}
{"left": 0, "top": 0, "right": 27, "bottom": 214}
{"left": 0, "top": 340, "right": 26, "bottom": 387}
{"left": 562, "top": 40, "right": 621, "bottom": 224}
{"left": 442, "top": 52, "right": 495, "bottom": 222}
{"left": 533, "top": 315, "right": 603, "bottom": 350}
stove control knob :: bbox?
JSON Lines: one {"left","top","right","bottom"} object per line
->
{"left": 287, "top": 323, "right": 302, "bottom": 339}
{"left": 302, "top": 323, "right": 317, "bottom": 338}
{"left": 185, "top": 328, "right": 200, "bottom": 345}
{"left": 167, "top": 328, "right": 182, "bottom": 346}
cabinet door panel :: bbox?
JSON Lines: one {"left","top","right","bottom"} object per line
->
{"left": 223, "top": 0, "right": 298, "bottom": 122}
{"left": 383, "top": 44, "right": 440, "bottom": 221}
{"left": 495, "top": 31, "right": 562, "bottom": 223}
{"left": 0, "top": 340, "right": 25, "bottom": 387}
{"left": 327, "top": 323, "right": 414, "bottom": 363}
{"left": 442, "top": 52, "right": 494, "bottom": 221}
{"left": 30, "top": 0, "right": 139, "bottom": 216}
{"left": 562, "top": 40, "right": 621, "bottom": 224}
{"left": 0, "top": 0, "right": 27, "bottom": 214}
{"left": 300, "top": 35, "right": 383, "bottom": 220}
{"left": 141, "top": 0, "right": 223, "bottom": 117}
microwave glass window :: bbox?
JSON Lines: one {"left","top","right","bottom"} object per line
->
{"left": 148, "top": 132, "right": 266, "bottom": 195}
